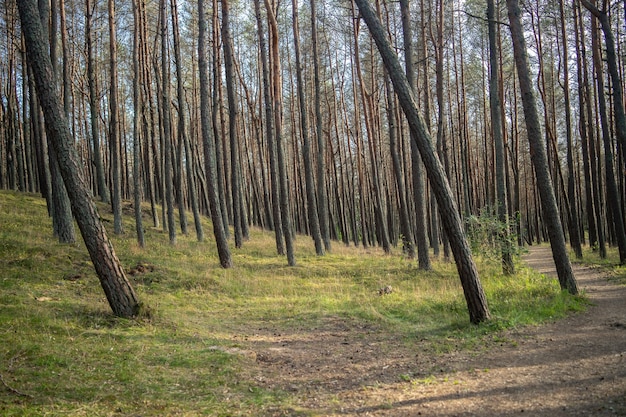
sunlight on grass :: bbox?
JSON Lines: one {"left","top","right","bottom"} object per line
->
{"left": 0, "top": 190, "right": 587, "bottom": 415}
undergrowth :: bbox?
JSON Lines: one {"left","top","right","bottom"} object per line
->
{"left": 0, "top": 190, "right": 587, "bottom": 416}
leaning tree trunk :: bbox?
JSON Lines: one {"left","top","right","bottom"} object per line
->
{"left": 354, "top": 0, "right": 490, "bottom": 324}
{"left": 18, "top": 0, "right": 140, "bottom": 318}
{"left": 506, "top": 0, "right": 578, "bottom": 293}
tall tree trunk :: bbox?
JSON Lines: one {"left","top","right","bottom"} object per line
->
{"left": 132, "top": 0, "right": 145, "bottom": 248}
{"left": 587, "top": 4, "right": 626, "bottom": 265}
{"left": 40, "top": 0, "right": 75, "bottom": 244}
{"left": 108, "top": 0, "right": 123, "bottom": 235}
{"left": 488, "top": 0, "right": 514, "bottom": 274}
{"left": 254, "top": 0, "right": 284, "bottom": 255}
{"left": 311, "top": 0, "right": 331, "bottom": 252}
{"left": 559, "top": 0, "right": 583, "bottom": 259}
{"left": 171, "top": 0, "right": 203, "bottom": 242}
{"left": 221, "top": 0, "right": 243, "bottom": 249}
{"left": 399, "top": 0, "right": 424, "bottom": 265}
{"left": 354, "top": 0, "right": 490, "bottom": 324}
{"left": 292, "top": 0, "right": 324, "bottom": 255}
{"left": 265, "top": 0, "right": 296, "bottom": 266}
{"left": 198, "top": 0, "right": 232, "bottom": 268}
{"left": 160, "top": 0, "right": 176, "bottom": 245}
{"left": 506, "top": 0, "right": 578, "bottom": 293}
{"left": 85, "top": 0, "right": 109, "bottom": 204}
{"left": 18, "top": 0, "right": 140, "bottom": 317}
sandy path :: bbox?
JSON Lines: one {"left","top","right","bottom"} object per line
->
{"left": 250, "top": 246, "right": 626, "bottom": 416}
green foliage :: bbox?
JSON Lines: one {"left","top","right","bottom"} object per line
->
{"left": 0, "top": 191, "right": 586, "bottom": 415}
{"left": 465, "top": 207, "right": 520, "bottom": 262}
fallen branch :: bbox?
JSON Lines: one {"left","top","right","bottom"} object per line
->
{"left": 0, "top": 373, "right": 33, "bottom": 398}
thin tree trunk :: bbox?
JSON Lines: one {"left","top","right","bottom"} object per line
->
{"left": 292, "top": 0, "right": 324, "bottom": 255}
{"left": 85, "top": 0, "right": 108, "bottom": 205}
{"left": 265, "top": 0, "right": 296, "bottom": 266}
{"left": 132, "top": 0, "right": 145, "bottom": 248}
{"left": 311, "top": 0, "right": 331, "bottom": 252}
{"left": 488, "top": 0, "right": 514, "bottom": 274}
{"left": 221, "top": 0, "right": 243, "bottom": 249}
{"left": 108, "top": 0, "right": 123, "bottom": 235}
{"left": 160, "top": 0, "right": 176, "bottom": 245}
{"left": 198, "top": 0, "right": 232, "bottom": 268}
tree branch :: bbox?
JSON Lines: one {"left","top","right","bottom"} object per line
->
{"left": 579, "top": 0, "right": 603, "bottom": 18}
{"left": 455, "top": 9, "right": 510, "bottom": 28}
{"left": 0, "top": 374, "right": 33, "bottom": 398}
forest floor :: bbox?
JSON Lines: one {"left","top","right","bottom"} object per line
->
{"left": 241, "top": 246, "right": 626, "bottom": 416}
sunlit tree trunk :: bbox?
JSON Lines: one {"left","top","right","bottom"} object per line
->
{"left": 488, "top": 0, "right": 514, "bottom": 274}
{"left": 198, "top": 0, "right": 232, "bottom": 268}
{"left": 292, "top": 0, "right": 324, "bottom": 255}
{"left": 506, "top": 0, "right": 578, "bottom": 294}
{"left": 354, "top": 0, "right": 490, "bottom": 324}
{"left": 19, "top": 0, "right": 140, "bottom": 317}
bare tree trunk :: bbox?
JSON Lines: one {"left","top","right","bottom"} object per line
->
{"left": 108, "top": 0, "right": 123, "bottom": 235}
{"left": 160, "top": 0, "right": 176, "bottom": 245}
{"left": 19, "top": 0, "right": 140, "bottom": 317}
{"left": 132, "top": 0, "right": 145, "bottom": 248}
{"left": 171, "top": 0, "right": 203, "bottom": 242}
{"left": 265, "top": 0, "right": 296, "bottom": 266}
{"left": 254, "top": 0, "right": 284, "bottom": 255}
{"left": 221, "top": 0, "right": 243, "bottom": 249}
{"left": 506, "top": 0, "right": 578, "bottom": 293}
{"left": 586, "top": 4, "right": 626, "bottom": 265}
{"left": 398, "top": 0, "right": 421, "bottom": 263}
{"left": 311, "top": 0, "right": 331, "bottom": 252}
{"left": 198, "top": 0, "right": 232, "bottom": 268}
{"left": 292, "top": 0, "right": 324, "bottom": 255}
{"left": 85, "top": 0, "right": 109, "bottom": 205}
{"left": 488, "top": 0, "right": 514, "bottom": 274}
{"left": 559, "top": 0, "right": 583, "bottom": 259}
{"left": 354, "top": 0, "right": 490, "bottom": 324}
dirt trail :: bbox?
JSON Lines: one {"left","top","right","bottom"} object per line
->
{"left": 248, "top": 246, "right": 626, "bottom": 416}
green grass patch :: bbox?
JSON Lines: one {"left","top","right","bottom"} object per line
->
{"left": 0, "top": 190, "right": 586, "bottom": 415}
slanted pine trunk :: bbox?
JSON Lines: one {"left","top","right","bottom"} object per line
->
{"left": 354, "top": 0, "right": 490, "bottom": 324}
{"left": 506, "top": 0, "right": 578, "bottom": 294}
{"left": 18, "top": 0, "right": 140, "bottom": 318}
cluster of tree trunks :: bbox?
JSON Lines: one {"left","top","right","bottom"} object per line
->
{"left": 8, "top": 0, "right": 626, "bottom": 318}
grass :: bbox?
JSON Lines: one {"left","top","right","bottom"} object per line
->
{"left": 0, "top": 190, "right": 587, "bottom": 415}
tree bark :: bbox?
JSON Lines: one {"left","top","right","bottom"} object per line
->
{"left": 198, "top": 0, "right": 232, "bottom": 268}
{"left": 506, "top": 0, "right": 578, "bottom": 293}
{"left": 108, "top": 0, "right": 123, "bottom": 235}
{"left": 292, "top": 0, "right": 324, "bottom": 255}
{"left": 354, "top": 0, "right": 490, "bottom": 324}
{"left": 221, "top": 0, "right": 244, "bottom": 249}
{"left": 488, "top": 0, "right": 514, "bottom": 274}
{"left": 18, "top": 0, "right": 140, "bottom": 317}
